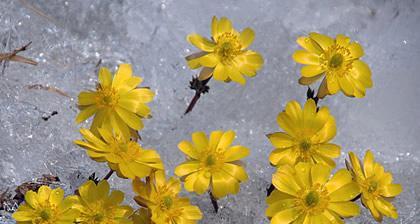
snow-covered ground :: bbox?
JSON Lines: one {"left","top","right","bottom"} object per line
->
{"left": 0, "top": 0, "right": 419, "bottom": 223}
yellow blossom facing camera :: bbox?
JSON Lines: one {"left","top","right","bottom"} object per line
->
{"left": 293, "top": 32, "right": 372, "bottom": 98}
{"left": 185, "top": 16, "right": 264, "bottom": 85}
{"left": 76, "top": 64, "right": 154, "bottom": 139}
{"left": 74, "top": 128, "right": 164, "bottom": 179}
{"left": 267, "top": 99, "right": 340, "bottom": 168}
{"left": 12, "top": 185, "right": 79, "bottom": 224}
{"left": 73, "top": 180, "right": 133, "bottom": 224}
{"left": 266, "top": 163, "right": 360, "bottom": 223}
{"left": 175, "top": 130, "right": 249, "bottom": 199}
{"left": 133, "top": 171, "right": 202, "bottom": 224}
{"left": 347, "top": 150, "right": 402, "bottom": 222}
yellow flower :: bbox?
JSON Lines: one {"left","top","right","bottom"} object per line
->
{"left": 133, "top": 171, "right": 202, "bottom": 224}
{"left": 73, "top": 180, "right": 133, "bottom": 224}
{"left": 347, "top": 150, "right": 402, "bottom": 222}
{"left": 175, "top": 130, "right": 249, "bottom": 199}
{"left": 293, "top": 32, "right": 372, "bottom": 98}
{"left": 74, "top": 128, "right": 164, "bottom": 179}
{"left": 266, "top": 163, "right": 360, "bottom": 223}
{"left": 12, "top": 185, "right": 79, "bottom": 224}
{"left": 185, "top": 16, "right": 264, "bottom": 85}
{"left": 267, "top": 99, "right": 340, "bottom": 168}
{"left": 76, "top": 64, "right": 154, "bottom": 139}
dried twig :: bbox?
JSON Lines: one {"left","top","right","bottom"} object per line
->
{"left": 0, "top": 42, "right": 37, "bottom": 66}
{"left": 25, "top": 84, "right": 70, "bottom": 98}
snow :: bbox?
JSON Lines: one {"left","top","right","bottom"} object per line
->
{"left": 1, "top": 0, "right": 419, "bottom": 223}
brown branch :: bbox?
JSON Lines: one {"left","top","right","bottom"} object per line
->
{"left": 25, "top": 84, "right": 70, "bottom": 97}
{"left": 0, "top": 42, "right": 37, "bottom": 66}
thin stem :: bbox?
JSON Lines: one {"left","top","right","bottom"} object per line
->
{"left": 208, "top": 191, "right": 219, "bottom": 213}
{"left": 103, "top": 169, "right": 114, "bottom": 180}
{"left": 184, "top": 77, "right": 211, "bottom": 115}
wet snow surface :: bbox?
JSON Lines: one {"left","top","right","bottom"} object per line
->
{"left": 1, "top": 0, "right": 420, "bottom": 223}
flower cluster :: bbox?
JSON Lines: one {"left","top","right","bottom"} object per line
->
{"left": 265, "top": 33, "right": 401, "bottom": 224}
{"left": 12, "top": 16, "right": 402, "bottom": 224}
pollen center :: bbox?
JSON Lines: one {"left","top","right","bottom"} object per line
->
{"left": 163, "top": 196, "right": 173, "bottom": 209}
{"left": 206, "top": 155, "right": 216, "bottom": 166}
{"left": 299, "top": 140, "right": 311, "bottom": 151}
{"left": 215, "top": 32, "right": 242, "bottom": 65}
{"left": 40, "top": 210, "right": 50, "bottom": 220}
{"left": 304, "top": 191, "right": 319, "bottom": 207}
{"left": 97, "top": 86, "right": 119, "bottom": 108}
{"left": 367, "top": 181, "right": 378, "bottom": 193}
{"left": 93, "top": 213, "right": 104, "bottom": 222}
{"left": 329, "top": 54, "right": 344, "bottom": 68}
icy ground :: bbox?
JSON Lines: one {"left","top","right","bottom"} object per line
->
{"left": 0, "top": 0, "right": 419, "bottom": 223}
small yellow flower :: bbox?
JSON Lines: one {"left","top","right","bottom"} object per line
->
{"left": 133, "top": 171, "right": 203, "bottom": 224}
{"left": 293, "top": 32, "right": 373, "bottom": 98}
{"left": 266, "top": 163, "right": 360, "bottom": 223}
{"left": 175, "top": 130, "right": 249, "bottom": 199}
{"left": 186, "top": 16, "right": 264, "bottom": 85}
{"left": 267, "top": 99, "right": 340, "bottom": 168}
{"left": 347, "top": 150, "right": 402, "bottom": 222}
{"left": 73, "top": 180, "right": 133, "bottom": 224}
{"left": 12, "top": 185, "right": 79, "bottom": 224}
{"left": 76, "top": 64, "right": 154, "bottom": 139}
{"left": 74, "top": 128, "right": 164, "bottom": 179}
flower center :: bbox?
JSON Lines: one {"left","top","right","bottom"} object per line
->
{"left": 367, "top": 181, "right": 378, "bottom": 193}
{"left": 329, "top": 54, "right": 344, "bottom": 68}
{"left": 304, "top": 191, "right": 319, "bottom": 207}
{"left": 93, "top": 213, "right": 104, "bottom": 222}
{"left": 206, "top": 155, "right": 216, "bottom": 166}
{"left": 97, "top": 86, "right": 119, "bottom": 108}
{"left": 163, "top": 196, "right": 173, "bottom": 209}
{"left": 299, "top": 140, "right": 311, "bottom": 151}
{"left": 215, "top": 32, "right": 242, "bottom": 65}
{"left": 39, "top": 210, "right": 50, "bottom": 220}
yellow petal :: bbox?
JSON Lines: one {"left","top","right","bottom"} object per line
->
{"left": 78, "top": 180, "right": 96, "bottom": 203}
{"left": 310, "top": 164, "right": 331, "bottom": 185}
{"left": 193, "top": 171, "right": 211, "bottom": 194}
{"left": 224, "top": 145, "right": 250, "bottom": 162}
{"left": 24, "top": 191, "right": 39, "bottom": 209}
{"left": 192, "top": 131, "right": 209, "bottom": 149}
{"left": 374, "top": 198, "right": 398, "bottom": 219}
{"left": 272, "top": 169, "right": 300, "bottom": 196}
{"left": 211, "top": 171, "right": 231, "bottom": 198}
{"left": 265, "top": 199, "right": 297, "bottom": 217}
{"left": 270, "top": 207, "right": 301, "bottom": 224}
{"left": 184, "top": 172, "right": 199, "bottom": 192}
{"left": 363, "top": 150, "right": 375, "bottom": 177}
{"left": 296, "top": 36, "right": 322, "bottom": 54}
{"left": 75, "top": 105, "right": 98, "bottom": 123}
{"left": 309, "top": 32, "right": 335, "bottom": 50}
{"left": 78, "top": 91, "right": 97, "bottom": 106}
{"left": 292, "top": 50, "right": 320, "bottom": 65}
{"left": 301, "top": 65, "right": 325, "bottom": 77}
{"left": 267, "top": 132, "right": 295, "bottom": 149}
{"left": 187, "top": 33, "right": 215, "bottom": 52}
{"left": 37, "top": 185, "right": 51, "bottom": 202}
{"left": 269, "top": 147, "right": 292, "bottom": 166}
{"left": 217, "top": 17, "right": 232, "bottom": 35}
{"left": 325, "top": 169, "right": 352, "bottom": 193}
{"left": 239, "top": 28, "right": 255, "bottom": 49}
{"left": 186, "top": 51, "right": 207, "bottom": 69}
{"left": 228, "top": 66, "right": 246, "bottom": 85}
{"left": 351, "top": 60, "right": 373, "bottom": 88}
{"left": 49, "top": 188, "right": 64, "bottom": 207}
{"left": 322, "top": 210, "right": 344, "bottom": 224}
{"left": 329, "top": 182, "right": 360, "bottom": 202}
{"left": 294, "top": 163, "right": 311, "bottom": 188}
{"left": 98, "top": 67, "right": 112, "bottom": 87}
{"left": 113, "top": 64, "right": 132, "bottom": 88}
{"left": 178, "top": 141, "right": 199, "bottom": 159}
{"left": 197, "top": 53, "right": 218, "bottom": 67}
{"left": 317, "top": 143, "right": 341, "bottom": 158}
{"left": 348, "top": 42, "right": 364, "bottom": 58}
{"left": 222, "top": 163, "right": 248, "bottom": 181}
{"left": 97, "top": 180, "right": 110, "bottom": 199}
{"left": 175, "top": 161, "right": 201, "bottom": 177}
{"left": 326, "top": 76, "right": 339, "bottom": 94}
{"left": 338, "top": 76, "right": 354, "bottom": 96}
{"left": 335, "top": 34, "right": 350, "bottom": 47}
{"left": 217, "top": 130, "right": 235, "bottom": 150}
{"left": 327, "top": 201, "right": 360, "bottom": 217}
{"left": 380, "top": 184, "right": 402, "bottom": 197}
{"left": 213, "top": 63, "right": 228, "bottom": 81}
{"left": 115, "top": 107, "right": 142, "bottom": 130}
{"left": 348, "top": 151, "right": 364, "bottom": 178}
{"left": 211, "top": 16, "right": 218, "bottom": 39}
{"left": 364, "top": 198, "right": 382, "bottom": 222}
{"left": 12, "top": 211, "right": 34, "bottom": 221}
{"left": 182, "top": 205, "right": 203, "bottom": 220}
